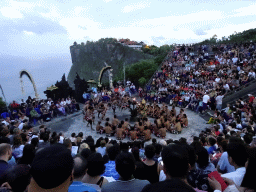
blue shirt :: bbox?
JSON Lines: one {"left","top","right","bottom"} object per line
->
{"left": 68, "top": 181, "right": 97, "bottom": 192}
{"left": 102, "top": 161, "right": 119, "bottom": 180}
{"left": 208, "top": 145, "right": 217, "bottom": 155}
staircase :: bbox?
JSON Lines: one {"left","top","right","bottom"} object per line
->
{"left": 222, "top": 79, "right": 256, "bottom": 108}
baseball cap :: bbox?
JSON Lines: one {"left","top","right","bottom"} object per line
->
{"left": 30, "top": 144, "right": 73, "bottom": 189}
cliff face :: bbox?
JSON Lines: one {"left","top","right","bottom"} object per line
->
{"left": 68, "top": 38, "right": 153, "bottom": 88}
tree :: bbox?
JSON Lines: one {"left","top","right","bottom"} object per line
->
{"left": 138, "top": 77, "right": 146, "bottom": 87}
{"left": 0, "top": 97, "right": 7, "bottom": 113}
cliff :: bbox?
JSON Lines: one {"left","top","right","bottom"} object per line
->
{"left": 67, "top": 38, "right": 153, "bottom": 88}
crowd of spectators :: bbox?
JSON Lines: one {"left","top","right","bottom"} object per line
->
{"left": 145, "top": 43, "right": 256, "bottom": 112}
{"left": 1, "top": 96, "right": 80, "bottom": 127}
{"left": 0, "top": 43, "right": 256, "bottom": 192}
{"left": 0, "top": 121, "right": 255, "bottom": 192}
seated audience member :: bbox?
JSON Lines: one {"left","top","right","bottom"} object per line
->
{"left": 217, "top": 140, "right": 235, "bottom": 174}
{"left": 141, "top": 144, "right": 196, "bottom": 192}
{"left": 207, "top": 137, "right": 217, "bottom": 155}
{"left": 208, "top": 147, "right": 256, "bottom": 192}
{"left": 188, "top": 146, "right": 215, "bottom": 191}
{"left": 101, "top": 152, "right": 150, "bottom": 192}
{"left": 1, "top": 164, "right": 30, "bottom": 192}
{"left": 12, "top": 135, "right": 24, "bottom": 161}
{"left": 28, "top": 144, "right": 74, "bottom": 192}
{"left": 102, "top": 145, "right": 120, "bottom": 180}
{"left": 137, "top": 145, "right": 159, "bottom": 184}
{"left": 97, "top": 140, "right": 106, "bottom": 157}
{"left": 220, "top": 142, "right": 248, "bottom": 186}
{"left": 68, "top": 156, "right": 97, "bottom": 192}
{"left": 0, "top": 144, "right": 12, "bottom": 185}
{"left": 82, "top": 153, "right": 108, "bottom": 189}
{"left": 18, "top": 144, "right": 35, "bottom": 166}
{"left": 37, "top": 132, "right": 50, "bottom": 149}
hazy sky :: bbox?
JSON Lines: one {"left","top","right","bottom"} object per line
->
{"left": 0, "top": 0, "right": 256, "bottom": 102}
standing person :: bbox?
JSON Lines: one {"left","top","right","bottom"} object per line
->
{"left": 215, "top": 94, "right": 224, "bottom": 111}
{"left": 202, "top": 92, "right": 210, "bottom": 112}
{"left": 101, "top": 152, "right": 150, "bottom": 192}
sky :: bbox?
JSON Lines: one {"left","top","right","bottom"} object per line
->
{"left": 0, "top": 0, "right": 256, "bottom": 102}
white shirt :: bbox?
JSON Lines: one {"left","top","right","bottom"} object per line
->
{"left": 97, "top": 147, "right": 106, "bottom": 157}
{"left": 60, "top": 101, "right": 66, "bottom": 107}
{"left": 221, "top": 167, "right": 246, "bottom": 186}
{"left": 216, "top": 95, "right": 224, "bottom": 105}
{"left": 232, "top": 57, "right": 238, "bottom": 64}
{"left": 215, "top": 78, "right": 221, "bottom": 82}
{"left": 59, "top": 136, "right": 64, "bottom": 144}
{"left": 203, "top": 94, "right": 210, "bottom": 103}
{"left": 1, "top": 120, "right": 9, "bottom": 126}
{"left": 66, "top": 99, "right": 71, "bottom": 105}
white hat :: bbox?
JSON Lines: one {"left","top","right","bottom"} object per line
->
{"left": 248, "top": 94, "right": 253, "bottom": 96}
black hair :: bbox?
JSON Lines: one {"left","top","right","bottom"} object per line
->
{"left": 18, "top": 144, "right": 35, "bottom": 166}
{"left": 71, "top": 133, "right": 76, "bottom": 137}
{"left": 31, "top": 138, "right": 39, "bottom": 148}
{"left": 107, "top": 144, "right": 120, "bottom": 160}
{"left": 208, "top": 137, "right": 216, "bottom": 146}
{"left": 195, "top": 146, "right": 209, "bottom": 168}
{"left": 241, "top": 148, "right": 256, "bottom": 191}
{"left": 86, "top": 153, "right": 105, "bottom": 177}
{"left": 161, "top": 144, "right": 189, "bottom": 178}
{"left": 154, "top": 143, "right": 162, "bottom": 155}
{"left": 131, "top": 147, "right": 141, "bottom": 162}
{"left": 5, "top": 165, "right": 31, "bottom": 192}
{"left": 227, "top": 142, "right": 248, "bottom": 167}
{"left": 144, "top": 145, "right": 155, "bottom": 159}
{"left": 115, "top": 152, "right": 135, "bottom": 180}
{"left": 243, "top": 134, "right": 253, "bottom": 145}
{"left": 80, "top": 148, "right": 91, "bottom": 159}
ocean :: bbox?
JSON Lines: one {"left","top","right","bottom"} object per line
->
{"left": 0, "top": 54, "right": 72, "bottom": 104}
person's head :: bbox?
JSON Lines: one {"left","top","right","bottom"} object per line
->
{"left": 20, "top": 144, "right": 35, "bottom": 165}
{"left": 115, "top": 152, "right": 136, "bottom": 180}
{"left": 131, "top": 147, "right": 141, "bottom": 162}
{"left": 73, "top": 156, "right": 87, "bottom": 180}
{"left": 78, "top": 143, "right": 90, "bottom": 153}
{"left": 154, "top": 143, "right": 162, "bottom": 155}
{"left": 86, "top": 153, "right": 105, "bottom": 177}
{"left": 77, "top": 132, "right": 83, "bottom": 138}
{"left": 195, "top": 146, "right": 209, "bottom": 168}
{"left": 0, "top": 143, "right": 12, "bottom": 161}
{"left": 241, "top": 147, "right": 256, "bottom": 191}
{"left": 13, "top": 135, "right": 22, "bottom": 148}
{"left": 80, "top": 148, "right": 91, "bottom": 160}
{"left": 29, "top": 144, "right": 74, "bottom": 191}
{"left": 144, "top": 145, "right": 155, "bottom": 159}
{"left": 107, "top": 145, "right": 120, "bottom": 160}
{"left": 100, "top": 140, "right": 106, "bottom": 147}
{"left": 63, "top": 138, "right": 72, "bottom": 150}
{"left": 5, "top": 164, "right": 31, "bottom": 192}
{"left": 31, "top": 138, "right": 39, "bottom": 148}
{"left": 161, "top": 144, "right": 190, "bottom": 179}
{"left": 208, "top": 137, "right": 216, "bottom": 146}
{"left": 71, "top": 133, "right": 76, "bottom": 138}
{"left": 227, "top": 142, "right": 248, "bottom": 167}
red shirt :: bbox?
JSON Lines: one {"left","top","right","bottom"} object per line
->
{"left": 11, "top": 103, "right": 19, "bottom": 109}
{"left": 249, "top": 96, "right": 254, "bottom": 103}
